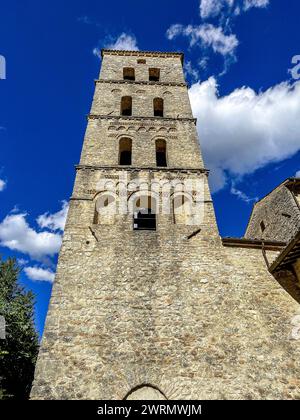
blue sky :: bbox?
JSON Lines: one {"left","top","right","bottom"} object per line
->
{"left": 0, "top": 0, "right": 300, "bottom": 337}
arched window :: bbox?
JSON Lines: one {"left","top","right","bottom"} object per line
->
{"left": 149, "top": 68, "right": 160, "bottom": 82}
{"left": 119, "top": 138, "right": 132, "bottom": 165}
{"left": 123, "top": 67, "right": 135, "bottom": 81}
{"left": 156, "top": 139, "right": 167, "bottom": 167}
{"left": 153, "top": 98, "right": 163, "bottom": 117}
{"left": 133, "top": 196, "right": 157, "bottom": 231}
{"left": 121, "top": 96, "right": 132, "bottom": 116}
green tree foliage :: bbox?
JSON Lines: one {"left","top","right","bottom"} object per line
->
{"left": 0, "top": 257, "right": 39, "bottom": 399}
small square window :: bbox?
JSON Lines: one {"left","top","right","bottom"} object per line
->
{"left": 123, "top": 67, "right": 135, "bottom": 81}
{"left": 137, "top": 59, "right": 146, "bottom": 64}
{"left": 149, "top": 68, "right": 160, "bottom": 82}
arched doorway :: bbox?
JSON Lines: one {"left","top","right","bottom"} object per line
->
{"left": 125, "top": 385, "right": 167, "bottom": 400}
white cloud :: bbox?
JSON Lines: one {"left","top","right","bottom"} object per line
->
{"left": 184, "top": 61, "right": 200, "bottom": 82}
{"left": 106, "top": 33, "right": 139, "bottom": 51}
{"left": 166, "top": 23, "right": 238, "bottom": 56}
{"left": 296, "top": 171, "right": 300, "bottom": 178}
{"left": 166, "top": 24, "right": 182, "bottom": 41}
{"left": 0, "top": 179, "right": 6, "bottom": 191}
{"left": 10, "top": 205, "right": 19, "bottom": 214}
{"left": 24, "top": 266, "right": 55, "bottom": 283}
{"left": 93, "top": 32, "right": 139, "bottom": 59}
{"left": 243, "top": 0, "right": 269, "bottom": 11}
{"left": 168, "top": 1, "right": 269, "bottom": 75}
{"left": 189, "top": 78, "right": 300, "bottom": 192}
{"left": 200, "top": 0, "right": 232, "bottom": 19}
{"left": 0, "top": 213, "right": 62, "bottom": 260}
{"left": 17, "top": 258, "right": 28, "bottom": 266}
{"left": 230, "top": 184, "right": 258, "bottom": 203}
{"left": 0, "top": 201, "right": 68, "bottom": 260}
{"left": 199, "top": 57, "right": 209, "bottom": 70}
{"left": 199, "top": 0, "right": 269, "bottom": 19}
{"left": 37, "top": 200, "right": 68, "bottom": 231}
{"left": 93, "top": 47, "right": 102, "bottom": 59}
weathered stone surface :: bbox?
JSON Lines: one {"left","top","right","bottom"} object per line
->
{"left": 245, "top": 179, "right": 300, "bottom": 242}
{"left": 30, "top": 50, "right": 300, "bottom": 400}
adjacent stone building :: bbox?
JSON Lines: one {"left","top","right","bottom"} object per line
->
{"left": 245, "top": 178, "right": 300, "bottom": 243}
{"left": 245, "top": 178, "right": 300, "bottom": 305}
{"left": 31, "top": 50, "right": 300, "bottom": 400}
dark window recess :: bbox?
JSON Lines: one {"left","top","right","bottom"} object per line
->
{"left": 156, "top": 152, "right": 167, "bottom": 167}
{"left": 123, "top": 68, "right": 135, "bottom": 81}
{"left": 121, "top": 96, "right": 132, "bottom": 116}
{"left": 134, "top": 209, "right": 156, "bottom": 231}
{"left": 153, "top": 98, "right": 164, "bottom": 117}
{"left": 156, "top": 140, "right": 167, "bottom": 167}
{"left": 119, "top": 138, "right": 132, "bottom": 165}
{"left": 260, "top": 221, "right": 266, "bottom": 232}
{"left": 149, "top": 68, "right": 160, "bottom": 82}
{"left": 119, "top": 151, "right": 131, "bottom": 165}
{"left": 137, "top": 59, "right": 146, "bottom": 64}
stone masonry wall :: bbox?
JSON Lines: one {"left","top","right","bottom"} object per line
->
{"left": 99, "top": 53, "right": 185, "bottom": 85}
{"left": 30, "top": 51, "right": 300, "bottom": 400}
{"left": 79, "top": 118, "right": 203, "bottom": 169}
{"left": 91, "top": 83, "right": 192, "bottom": 119}
{"left": 31, "top": 210, "right": 300, "bottom": 399}
{"left": 245, "top": 184, "right": 300, "bottom": 242}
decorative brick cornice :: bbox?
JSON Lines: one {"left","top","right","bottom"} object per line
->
{"left": 101, "top": 49, "right": 184, "bottom": 64}
{"left": 95, "top": 79, "right": 187, "bottom": 88}
{"left": 88, "top": 114, "right": 197, "bottom": 124}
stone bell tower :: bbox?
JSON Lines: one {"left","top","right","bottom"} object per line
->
{"left": 31, "top": 50, "right": 300, "bottom": 400}
{"left": 31, "top": 49, "right": 219, "bottom": 399}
